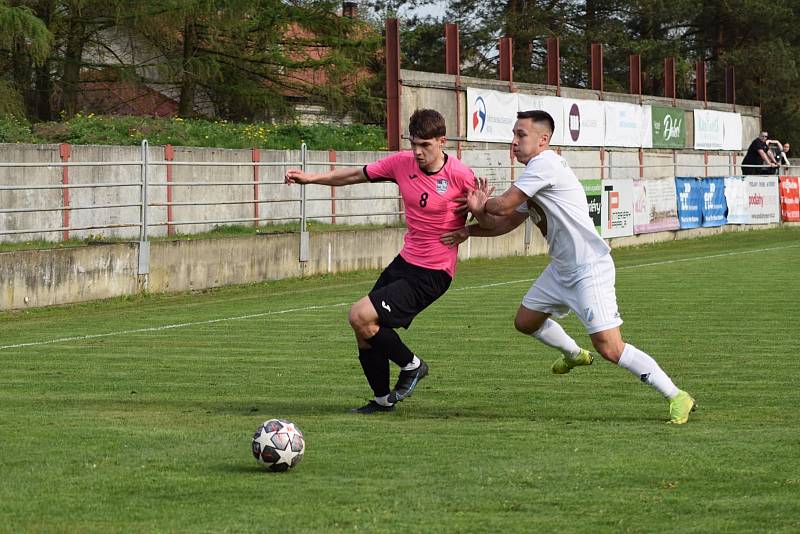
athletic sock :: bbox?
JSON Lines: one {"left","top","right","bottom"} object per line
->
{"left": 617, "top": 343, "right": 679, "bottom": 398}
{"left": 532, "top": 319, "right": 581, "bottom": 359}
{"left": 366, "top": 326, "right": 415, "bottom": 367}
{"left": 374, "top": 394, "right": 394, "bottom": 407}
{"left": 401, "top": 355, "right": 420, "bottom": 371}
{"left": 358, "top": 347, "right": 390, "bottom": 397}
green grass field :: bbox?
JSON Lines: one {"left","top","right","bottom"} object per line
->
{"left": 1, "top": 228, "right": 799, "bottom": 532}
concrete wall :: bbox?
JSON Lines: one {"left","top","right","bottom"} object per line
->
{"left": 1, "top": 221, "right": 789, "bottom": 311}
{"left": 0, "top": 223, "right": 533, "bottom": 310}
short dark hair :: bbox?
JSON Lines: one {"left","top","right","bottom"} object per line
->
{"left": 517, "top": 110, "right": 555, "bottom": 135}
{"left": 409, "top": 109, "right": 446, "bottom": 139}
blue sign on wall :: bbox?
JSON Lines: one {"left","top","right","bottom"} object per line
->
{"left": 701, "top": 177, "right": 727, "bottom": 227}
{"left": 675, "top": 177, "right": 702, "bottom": 229}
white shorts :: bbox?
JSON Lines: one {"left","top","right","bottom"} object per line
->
{"left": 521, "top": 255, "right": 623, "bottom": 334}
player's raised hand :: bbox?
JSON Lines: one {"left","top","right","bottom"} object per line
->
{"left": 440, "top": 226, "right": 469, "bottom": 248}
{"left": 467, "top": 182, "right": 492, "bottom": 215}
{"left": 284, "top": 169, "right": 313, "bottom": 185}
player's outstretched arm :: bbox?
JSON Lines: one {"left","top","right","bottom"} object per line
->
{"left": 285, "top": 166, "right": 368, "bottom": 186}
{"left": 440, "top": 210, "right": 528, "bottom": 247}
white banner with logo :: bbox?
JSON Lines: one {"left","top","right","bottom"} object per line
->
{"left": 466, "top": 87, "right": 518, "bottom": 142}
{"left": 517, "top": 94, "right": 565, "bottom": 145}
{"left": 600, "top": 179, "right": 635, "bottom": 237}
{"left": 721, "top": 112, "right": 743, "bottom": 150}
{"left": 561, "top": 99, "right": 605, "bottom": 147}
{"left": 640, "top": 105, "right": 653, "bottom": 149}
{"left": 724, "top": 176, "right": 749, "bottom": 224}
{"left": 633, "top": 177, "right": 680, "bottom": 233}
{"left": 694, "top": 109, "right": 724, "bottom": 150}
{"left": 605, "top": 102, "right": 647, "bottom": 148}
{"left": 745, "top": 175, "right": 781, "bottom": 224}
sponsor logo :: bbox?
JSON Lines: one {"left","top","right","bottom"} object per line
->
{"left": 409, "top": 173, "right": 418, "bottom": 180}
{"left": 662, "top": 114, "right": 682, "bottom": 141}
{"left": 640, "top": 373, "right": 651, "bottom": 384}
{"left": 749, "top": 194, "right": 764, "bottom": 206}
{"left": 569, "top": 104, "right": 580, "bottom": 141}
{"left": 472, "top": 96, "right": 487, "bottom": 132}
{"left": 381, "top": 301, "right": 392, "bottom": 312}
{"left": 436, "top": 179, "right": 448, "bottom": 193}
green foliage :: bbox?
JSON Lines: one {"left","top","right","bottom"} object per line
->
{"left": 1, "top": 229, "right": 799, "bottom": 530}
{"left": 0, "top": 113, "right": 387, "bottom": 150}
{"left": 0, "top": 113, "right": 36, "bottom": 143}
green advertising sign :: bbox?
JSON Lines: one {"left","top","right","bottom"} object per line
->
{"left": 651, "top": 106, "right": 686, "bottom": 148}
{"left": 580, "top": 179, "right": 602, "bottom": 232}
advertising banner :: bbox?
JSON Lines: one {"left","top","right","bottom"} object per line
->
{"left": 721, "top": 112, "right": 743, "bottom": 151}
{"left": 745, "top": 175, "right": 780, "bottom": 224}
{"left": 466, "top": 87, "right": 518, "bottom": 142}
{"left": 700, "top": 177, "right": 727, "bottom": 227}
{"left": 580, "top": 179, "right": 602, "bottom": 232}
{"left": 693, "top": 109, "right": 723, "bottom": 150}
{"left": 651, "top": 106, "right": 685, "bottom": 149}
{"left": 605, "top": 102, "right": 647, "bottom": 148}
{"left": 517, "top": 94, "right": 565, "bottom": 145}
{"left": 779, "top": 176, "right": 800, "bottom": 222}
{"left": 632, "top": 177, "right": 680, "bottom": 233}
{"left": 600, "top": 179, "right": 634, "bottom": 237}
{"left": 675, "top": 177, "right": 703, "bottom": 228}
{"left": 561, "top": 99, "right": 605, "bottom": 147}
{"left": 724, "top": 176, "right": 749, "bottom": 224}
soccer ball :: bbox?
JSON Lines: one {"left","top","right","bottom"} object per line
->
{"left": 251, "top": 419, "right": 305, "bottom": 472}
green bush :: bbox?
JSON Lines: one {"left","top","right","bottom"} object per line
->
{"left": 0, "top": 114, "right": 37, "bottom": 143}
{"left": 0, "top": 113, "right": 388, "bottom": 151}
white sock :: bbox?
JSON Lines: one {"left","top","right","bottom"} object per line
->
{"left": 532, "top": 319, "right": 581, "bottom": 359}
{"left": 374, "top": 394, "right": 394, "bottom": 406}
{"left": 617, "top": 343, "right": 679, "bottom": 399}
{"left": 401, "top": 355, "right": 420, "bottom": 371}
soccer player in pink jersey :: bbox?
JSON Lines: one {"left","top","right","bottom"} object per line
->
{"left": 285, "top": 109, "right": 480, "bottom": 413}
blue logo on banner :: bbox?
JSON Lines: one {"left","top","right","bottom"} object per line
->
{"left": 675, "top": 177, "right": 702, "bottom": 229}
{"left": 701, "top": 177, "right": 727, "bottom": 227}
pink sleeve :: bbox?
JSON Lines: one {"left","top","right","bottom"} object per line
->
{"left": 365, "top": 152, "right": 404, "bottom": 183}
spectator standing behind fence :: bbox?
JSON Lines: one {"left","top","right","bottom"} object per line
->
{"left": 742, "top": 131, "right": 779, "bottom": 174}
{"left": 780, "top": 143, "right": 791, "bottom": 167}
{"left": 284, "top": 109, "right": 481, "bottom": 414}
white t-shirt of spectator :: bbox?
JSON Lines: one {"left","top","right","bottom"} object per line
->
{"left": 513, "top": 150, "right": 610, "bottom": 279}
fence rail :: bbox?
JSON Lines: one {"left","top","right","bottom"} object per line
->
{"left": 1, "top": 140, "right": 797, "bottom": 246}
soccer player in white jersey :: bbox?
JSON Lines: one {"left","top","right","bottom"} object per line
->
{"left": 441, "top": 110, "right": 696, "bottom": 424}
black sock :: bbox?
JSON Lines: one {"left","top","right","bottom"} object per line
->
{"left": 366, "top": 326, "right": 414, "bottom": 368}
{"left": 358, "top": 347, "right": 390, "bottom": 397}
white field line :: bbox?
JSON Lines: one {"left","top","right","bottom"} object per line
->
{"left": 2, "top": 243, "right": 797, "bottom": 351}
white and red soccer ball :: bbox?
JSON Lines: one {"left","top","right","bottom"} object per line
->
{"left": 251, "top": 419, "right": 305, "bottom": 472}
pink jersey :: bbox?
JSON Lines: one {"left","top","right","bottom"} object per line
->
{"left": 365, "top": 151, "right": 476, "bottom": 277}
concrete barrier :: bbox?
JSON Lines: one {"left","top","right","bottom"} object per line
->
{"left": 2, "top": 222, "right": 791, "bottom": 311}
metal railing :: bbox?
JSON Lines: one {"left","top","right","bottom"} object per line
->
{"left": 2, "top": 140, "right": 796, "bottom": 248}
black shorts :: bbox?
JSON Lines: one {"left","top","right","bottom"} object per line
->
{"left": 368, "top": 255, "right": 452, "bottom": 329}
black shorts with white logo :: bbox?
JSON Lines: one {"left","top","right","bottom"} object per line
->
{"left": 368, "top": 255, "right": 452, "bottom": 329}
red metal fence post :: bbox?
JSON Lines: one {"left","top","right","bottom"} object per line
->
{"left": 445, "top": 23, "right": 462, "bottom": 158}
{"left": 251, "top": 147, "right": 260, "bottom": 228}
{"left": 629, "top": 54, "right": 641, "bottom": 102}
{"left": 591, "top": 43, "right": 604, "bottom": 96}
{"left": 696, "top": 60, "right": 707, "bottom": 106}
{"left": 165, "top": 144, "right": 175, "bottom": 236}
{"left": 59, "top": 143, "right": 71, "bottom": 241}
{"left": 664, "top": 57, "right": 676, "bottom": 105}
{"left": 328, "top": 149, "right": 337, "bottom": 225}
{"left": 385, "top": 18, "right": 401, "bottom": 151}
{"left": 547, "top": 37, "right": 561, "bottom": 96}
{"left": 725, "top": 66, "right": 736, "bottom": 110}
